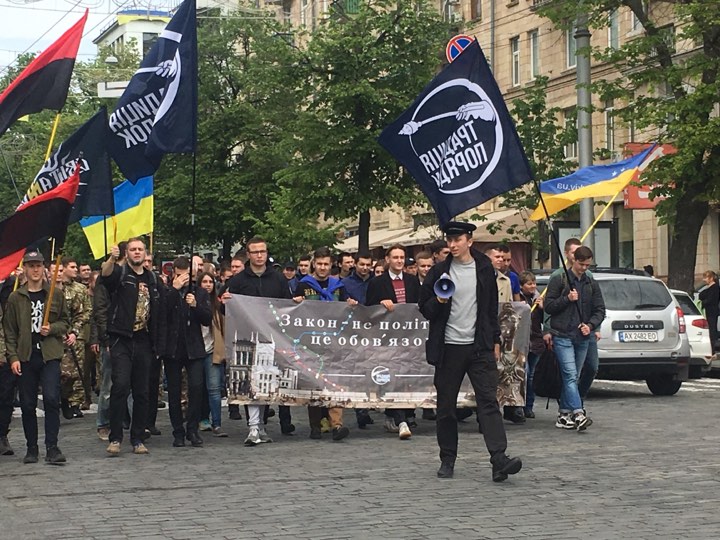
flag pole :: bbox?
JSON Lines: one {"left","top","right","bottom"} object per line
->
{"left": 44, "top": 113, "right": 62, "bottom": 162}
{"left": 532, "top": 177, "right": 583, "bottom": 320}
{"left": 103, "top": 215, "right": 108, "bottom": 259}
{"left": 189, "top": 151, "right": 197, "bottom": 283}
{"left": 42, "top": 253, "right": 63, "bottom": 327}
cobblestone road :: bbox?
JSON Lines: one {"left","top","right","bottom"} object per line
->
{"left": 2, "top": 378, "right": 720, "bottom": 539}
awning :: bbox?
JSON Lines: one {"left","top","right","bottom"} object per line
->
{"left": 389, "top": 209, "right": 529, "bottom": 247}
{"left": 335, "top": 227, "right": 413, "bottom": 252}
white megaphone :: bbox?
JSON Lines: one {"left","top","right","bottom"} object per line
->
{"left": 433, "top": 272, "right": 455, "bottom": 299}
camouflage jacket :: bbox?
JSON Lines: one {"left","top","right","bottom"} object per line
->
{"left": 63, "top": 281, "right": 91, "bottom": 340}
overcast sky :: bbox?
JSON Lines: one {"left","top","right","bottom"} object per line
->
{"left": 0, "top": 0, "right": 171, "bottom": 75}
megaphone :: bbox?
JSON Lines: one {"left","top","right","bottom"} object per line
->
{"left": 433, "top": 272, "right": 455, "bottom": 299}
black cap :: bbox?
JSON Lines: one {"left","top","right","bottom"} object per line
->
{"left": 441, "top": 221, "right": 477, "bottom": 236}
{"left": 283, "top": 261, "right": 295, "bottom": 269}
{"left": 23, "top": 250, "right": 44, "bottom": 263}
{"left": 405, "top": 257, "right": 416, "bottom": 266}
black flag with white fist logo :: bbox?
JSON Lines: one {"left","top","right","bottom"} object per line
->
{"left": 379, "top": 40, "right": 533, "bottom": 225}
{"left": 108, "top": 0, "right": 197, "bottom": 182}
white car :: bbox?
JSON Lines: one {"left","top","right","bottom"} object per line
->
{"left": 671, "top": 289, "right": 713, "bottom": 378}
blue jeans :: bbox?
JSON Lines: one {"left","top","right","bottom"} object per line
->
{"left": 203, "top": 354, "right": 223, "bottom": 428}
{"left": 524, "top": 351, "right": 541, "bottom": 412}
{"left": 552, "top": 336, "right": 589, "bottom": 414}
{"left": 97, "top": 347, "right": 112, "bottom": 428}
{"left": 578, "top": 338, "right": 599, "bottom": 400}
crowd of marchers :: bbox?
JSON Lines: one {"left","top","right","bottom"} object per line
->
{"left": 0, "top": 225, "right": 604, "bottom": 483}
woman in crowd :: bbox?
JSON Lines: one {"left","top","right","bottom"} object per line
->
{"left": 197, "top": 271, "right": 228, "bottom": 437}
{"left": 699, "top": 270, "right": 719, "bottom": 352}
{"left": 519, "top": 271, "right": 547, "bottom": 419}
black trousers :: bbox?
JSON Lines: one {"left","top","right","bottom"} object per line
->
{"left": 109, "top": 332, "right": 152, "bottom": 444}
{"left": 146, "top": 355, "right": 163, "bottom": 429}
{"left": 434, "top": 344, "right": 507, "bottom": 463}
{"left": 166, "top": 356, "right": 204, "bottom": 438}
{"left": 18, "top": 354, "right": 61, "bottom": 449}
{"left": 0, "top": 362, "right": 16, "bottom": 437}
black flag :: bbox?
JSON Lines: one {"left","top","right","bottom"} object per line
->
{"left": 108, "top": 0, "right": 197, "bottom": 182}
{"left": 378, "top": 40, "right": 533, "bottom": 225}
{"left": 21, "top": 107, "right": 114, "bottom": 222}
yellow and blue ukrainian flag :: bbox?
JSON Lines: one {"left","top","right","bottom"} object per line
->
{"left": 530, "top": 145, "right": 658, "bottom": 221}
{"left": 80, "top": 176, "right": 153, "bottom": 259}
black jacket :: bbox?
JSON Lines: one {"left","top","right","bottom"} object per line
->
{"left": 227, "top": 265, "right": 292, "bottom": 299}
{"left": 699, "top": 282, "right": 719, "bottom": 318}
{"left": 544, "top": 270, "right": 605, "bottom": 339}
{"left": 163, "top": 285, "right": 212, "bottom": 360}
{"left": 101, "top": 264, "right": 164, "bottom": 353}
{"left": 418, "top": 250, "right": 500, "bottom": 366}
{"left": 366, "top": 271, "right": 420, "bottom": 306}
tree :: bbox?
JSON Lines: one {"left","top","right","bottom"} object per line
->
{"left": 275, "top": 0, "right": 450, "bottom": 253}
{"left": 539, "top": 0, "right": 720, "bottom": 290}
{"left": 484, "top": 76, "right": 577, "bottom": 264}
{"left": 154, "top": 9, "right": 306, "bottom": 259}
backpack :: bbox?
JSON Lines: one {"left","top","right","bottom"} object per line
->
{"left": 533, "top": 347, "right": 562, "bottom": 400}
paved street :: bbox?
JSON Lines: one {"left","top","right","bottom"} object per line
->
{"left": 2, "top": 378, "right": 720, "bottom": 539}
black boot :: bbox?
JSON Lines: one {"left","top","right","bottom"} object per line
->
{"left": 186, "top": 431, "right": 203, "bottom": 447}
{"left": 45, "top": 446, "right": 67, "bottom": 465}
{"left": 71, "top": 405, "right": 84, "bottom": 419}
{"left": 0, "top": 436, "right": 14, "bottom": 456}
{"left": 61, "top": 399, "right": 73, "bottom": 420}
{"left": 280, "top": 421, "right": 296, "bottom": 435}
{"left": 228, "top": 404, "right": 242, "bottom": 420}
{"left": 437, "top": 460, "right": 455, "bottom": 479}
{"left": 491, "top": 453, "right": 522, "bottom": 483}
{"left": 23, "top": 445, "right": 39, "bottom": 464}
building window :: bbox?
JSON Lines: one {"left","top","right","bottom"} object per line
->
{"left": 301, "top": 0, "right": 308, "bottom": 26}
{"left": 566, "top": 27, "right": 577, "bottom": 69}
{"left": 605, "top": 99, "right": 616, "bottom": 153}
{"left": 142, "top": 33, "right": 158, "bottom": 58}
{"left": 342, "top": 0, "right": 360, "bottom": 14}
{"left": 529, "top": 30, "right": 539, "bottom": 79}
{"left": 608, "top": 10, "right": 619, "bottom": 49}
{"left": 564, "top": 108, "right": 578, "bottom": 159}
{"left": 470, "top": 0, "right": 482, "bottom": 20}
{"left": 511, "top": 36, "right": 520, "bottom": 86}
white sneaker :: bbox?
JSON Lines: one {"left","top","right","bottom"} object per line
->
{"left": 555, "top": 413, "right": 576, "bottom": 430}
{"left": 244, "top": 427, "right": 261, "bottom": 446}
{"left": 257, "top": 429, "right": 273, "bottom": 444}
{"left": 384, "top": 417, "right": 399, "bottom": 433}
{"left": 573, "top": 412, "right": 592, "bottom": 431}
{"left": 398, "top": 421, "right": 412, "bottom": 440}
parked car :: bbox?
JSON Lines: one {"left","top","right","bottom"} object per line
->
{"left": 670, "top": 289, "right": 713, "bottom": 378}
{"left": 535, "top": 271, "right": 690, "bottom": 395}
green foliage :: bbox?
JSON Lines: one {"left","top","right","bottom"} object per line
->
{"left": 539, "top": 0, "right": 720, "bottom": 289}
{"left": 482, "top": 77, "right": 576, "bottom": 260}
{"left": 274, "top": 0, "right": 450, "bottom": 252}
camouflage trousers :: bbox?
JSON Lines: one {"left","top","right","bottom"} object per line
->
{"left": 61, "top": 341, "right": 85, "bottom": 407}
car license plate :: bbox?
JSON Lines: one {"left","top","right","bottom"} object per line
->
{"left": 618, "top": 331, "right": 658, "bottom": 342}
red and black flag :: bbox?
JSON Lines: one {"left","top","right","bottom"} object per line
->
{"left": 0, "top": 9, "right": 88, "bottom": 138}
{"left": 0, "top": 164, "right": 80, "bottom": 280}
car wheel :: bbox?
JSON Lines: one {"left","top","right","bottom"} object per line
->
{"left": 646, "top": 375, "right": 682, "bottom": 396}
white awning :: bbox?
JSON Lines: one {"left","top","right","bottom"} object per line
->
{"left": 335, "top": 227, "right": 413, "bottom": 252}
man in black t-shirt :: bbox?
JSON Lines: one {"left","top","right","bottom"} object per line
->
{"left": 101, "top": 237, "right": 162, "bottom": 456}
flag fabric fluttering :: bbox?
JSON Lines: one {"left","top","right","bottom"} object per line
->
{"left": 79, "top": 176, "right": 154, "bottom": 259}
{"left": 108, "top": 0, "right": 197, "bottom": 182}
{"left": 378, "top": 40, "right": 534, "bottom": 226}
{"left": 0, "top": 164, "right": 80, "bottom": 280}
{"left": 0, "top": 9, "right": 88, "bottom": 138}
{"left": 20, "top": 107, "right": 114, "bottom": 222}
{"left": 529, "top": 145, "right": 662, "bottom": 221}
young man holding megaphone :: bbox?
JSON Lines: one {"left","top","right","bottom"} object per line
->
{"left": 419, "top": 221, "right": 522, "bottom": 483}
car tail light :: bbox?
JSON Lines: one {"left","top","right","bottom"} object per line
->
{"left": 692, "top": 319, "right": 709, "bottom": 329}
{"left": 676, "top": 307, "right": 686, "bottom": 333}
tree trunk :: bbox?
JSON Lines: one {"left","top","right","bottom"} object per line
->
{"left": 221, "top": 237, "right": 232, "bottom": 261}
{"left": 666, "top": 192, "right": 708, "bottom": 292}
{"left": 358, "top": 210, "right": 371, "bottom": 254}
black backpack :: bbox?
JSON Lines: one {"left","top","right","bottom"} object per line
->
{"left": 533, "top": 347, "right": 562, "bottom": 400}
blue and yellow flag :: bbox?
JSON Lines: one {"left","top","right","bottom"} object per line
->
{"left": 529, "top": 145, "right": 659, "bottom": 221}
{"left": 79, "top": 176, "right": 153, "bottom": 259}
